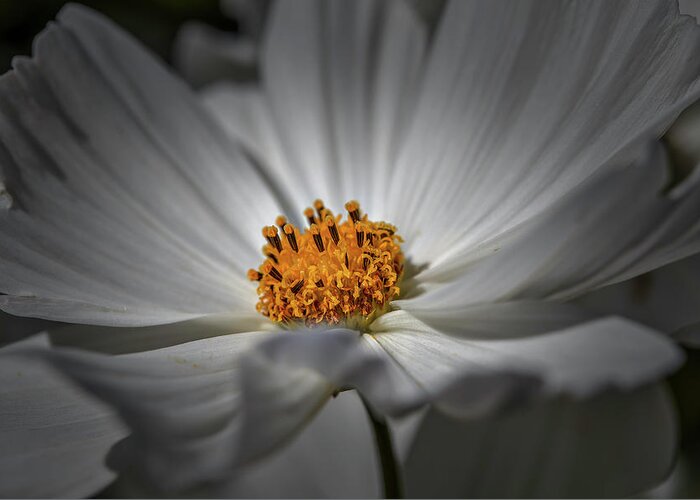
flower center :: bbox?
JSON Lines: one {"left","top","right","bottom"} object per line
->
{"left": 248, "top": 200, "right": 404, "bottom": 326}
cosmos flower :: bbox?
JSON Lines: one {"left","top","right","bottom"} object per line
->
{"left": 2, "top": 0, "right": 700, "bottom": 497}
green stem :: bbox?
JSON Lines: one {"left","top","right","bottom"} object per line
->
{"left": 361, "top": 397, "right": 403, "bottom": 499}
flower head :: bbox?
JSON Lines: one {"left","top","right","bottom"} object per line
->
{"left": 250, "top": 200, "right": 403, "bottom": 325}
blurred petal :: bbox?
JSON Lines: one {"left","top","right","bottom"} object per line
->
{"left": 371, "top": 310, "right": 683, "bottom": 400}
{"left": 404, "top": 383, "right": 677, "bottom": 498}
{"left": 393, "top": 0, "right": 700, "bottom": 268}
{"left": 0, "top": 5, "right": 283, "bottom": 326}
{"left": 407, "top": 0, "right": 446, "bottom": 31}
{"left": 173, "top": 22, "right": 258, "bottom": 88}
{"left": 261, "top": 0, "right": 427, "bottom": 214}
{"left": 221, "top": 0, "right": 271, "bottom": 37}
{"left": 0, "top": 336, "right": 126, "bottom": 498}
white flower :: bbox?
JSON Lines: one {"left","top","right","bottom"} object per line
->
{"left": 1, "top": 0, "right": 700, "bottom": 497}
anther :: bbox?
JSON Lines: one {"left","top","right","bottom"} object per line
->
{"left": 263, "top": 262, "right": 283, "bottom": 282}
{"left": 283, "top": 223, "right": 299, "bottom": 252}
{"left": 326, "top": 215, "right": 340, "bottom": 245}
{"left": 345, "top": 200, "right": 361, "bottom": 223}
{"left": 310, "top": 224, "right": 325, "bottom": 252}
{"left": 355, "top": 223, "right": 365, "bottom": 247}
{"left": 262, "top": 226, "right": 274, "bottom": 248}
{"left": 367, "top": 232, "right": 375, "bottom": 246}
{"left": 304, "top": 207, "right": 316, "bottom": 227}
{"left": 265, "top": 225, "right": 283, "bottom": 252}
{"left": 362, "top": 254, "right": 371, "bottom": 271}
{"left": 262, "top": 244, "right": 279, "bottom": 264}
{"left": 291, "top": 279, "right": 305, "bottom": 294}
{"left": 275, "top": 215, "right": 287, "bottom": 230}
{"left": 314, "top": 199, "right": 325, "bottom": 220}
{"left": 377, "top": 222, "right": 396, "bottom": 236}
{"left": 247, "top": 269, "right": 263, "bottom": 281}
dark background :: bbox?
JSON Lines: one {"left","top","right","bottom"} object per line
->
{"left": 0, "top": 0, "right": 238, "bottom": 73}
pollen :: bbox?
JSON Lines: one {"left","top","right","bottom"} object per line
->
{"left": 248, "top": 200, "right": 404, "bottom": 326}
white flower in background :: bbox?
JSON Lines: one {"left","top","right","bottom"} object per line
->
{"left": 173, "top": 0, "right": 270, "bottom": 87}
{"left": 2, "top": 0, "right": 700, "bottom": 497}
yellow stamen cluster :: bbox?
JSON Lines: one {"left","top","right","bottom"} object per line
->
{"left": 248, "top": 200, "right": 404, "bottom": 325}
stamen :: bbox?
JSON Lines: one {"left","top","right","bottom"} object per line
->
{"left": 283, "top": 223, "right": 299, "bottom": 252}
{"left": 355, "top": 222, "right": 365, "bottom": 247}
{"left": 275, "top": 215, "right": 287, "bottom": 230}
{"left": 310, "top": 224, "right": 325, "bottom": 252}
{"left": 326, "top": 216, "right": 340, "bottom": 245}
{"left": 304, "top": 207, "right": 316, "bottom": 227}
{"left": 291, "top": 279, "right": 305, "bottom": 294}
{"left": 362, "top": 254, "right": 370, "bottom": 271}
{"left": 247, "top": 269, "right": 262, "bottom": 281}
{"left": 265, "top": 225, "right": 283, "bottom": 253}
{"left": 263, "top": 261, "right": 283, "bottom": 282}
{"left": 345, "top": 200, "right": 361, "bottom": 223}
{"left": 314, "top": 199, "right": 325, "bottom": 220}
{"left": 264, "top": 246, "right": 279, "bottom": 265}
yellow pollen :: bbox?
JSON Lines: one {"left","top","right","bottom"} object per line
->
{"left": 248, "top": 200, "right": 404, "bottom": 325}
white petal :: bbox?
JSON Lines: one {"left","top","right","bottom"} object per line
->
{"left": 402, "top": 143, "right": 700, "bottom": 309}
{"left": 383, "top": 300, "right": 593, "bottom": 339}
{"left": 235, "top": 327, "right": 542, "bottom": 465}
{"left": 1, "top": 331, "right": 269, "bottom": 492}
{"left": 213, "top": 391, "right": 381, "bottom": 498}
{"left": 0, "top": 5, "right": 282, "bottom": 325}
{"left": 2, "top": 327, "right": 401, "bottom": 494}
{"left": 0, "top": 336, "right": 127, "bottom": 498}
{"left": 404, "top": 383, "right": 677, "bottom": 498}
{"left": 202, "top": 83, "right": 313, "bottom": 216}
{"left": 48, "top": 312, "right": 268, "bottom": 354}
{"left": 236, "top": 328, "right": 426, "bottom": 467}
{"left": 371, "top": 310, "right": 683, "bottom": 400}
{"left": 261, "top": 0, "right": 427, "bottom": 215}
{"left": 172, "top": 22, "right": 258, "bottom": 88}
{"left": 102, "top": 390, "right": 381, "bottom": 498}
{"left": 391, "top": 0, "right": 700, "bottom": 267}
